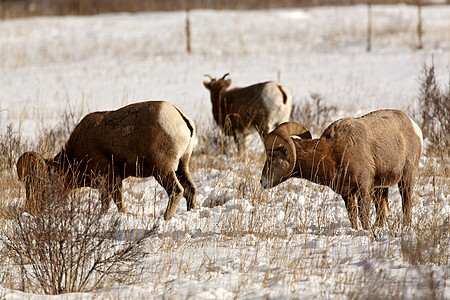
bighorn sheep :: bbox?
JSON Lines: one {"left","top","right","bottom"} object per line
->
{"left": 203, "top": 73, "right": 292, "bottom": 156}
{"left": 260, "top": 109, "right": 423, "bottom": 230}
{"left": 17, "top": 101, "right": 198, "bottom": 220}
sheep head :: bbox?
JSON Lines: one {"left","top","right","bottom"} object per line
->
{"left": 16, "top": 151, "right": 49, "bottom": 214}
{"left": 260, "top": 122, "right": 311, "bottom": 189}
{"left": 203, "top": 73, "right": 232, "bottom": 93}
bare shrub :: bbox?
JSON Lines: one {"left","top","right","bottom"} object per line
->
{"left": 290, "top": 93, "right": 337, "bottom": 136}
{"left": 194, "top": 122, "right": 237, "bottom": 157}
{"left": 0, "top": 124, "right": 28, "bottom": 217}
{"left": 1, "top": 168, "right": 157, "bottom": 295}
{"left": 418, "top": 62, "right": 450, "bottom": 156}
{"left": 37, "top": 105, "right": 81, "bottom": 156}
{"left": 400, "top": 163, "right": 449, "bottom": 267}
{"left": 0, "top": 124, "right": 25, "bottom": 171}
{"left": 400, "top": 220, "right": 449, "bottom": 266}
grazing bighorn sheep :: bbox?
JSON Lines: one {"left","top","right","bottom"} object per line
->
{"left": 203, "top": 73, "right": 292, "bottom": 156}
{"left": 260, "top": 109, "right": 423, "bottom": 230}
{"left": 17, "top": 101, "right": 198, "bottom": 220}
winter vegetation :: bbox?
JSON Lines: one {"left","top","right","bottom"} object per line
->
{"left": 0, "top": 3, "right": 449, "bottom": 299}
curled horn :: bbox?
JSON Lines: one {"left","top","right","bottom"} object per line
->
{"left": 221, "top": 73, "right": 230, "bottom": 80}
{"left": 203, "top": 74, "right": 213, "bottom": 80}
{"left": 264, "top": 122, "right": 311, "bottom": 178}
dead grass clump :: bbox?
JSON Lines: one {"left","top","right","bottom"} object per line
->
{"left": 1, "top": 169, "right": 157, "bottom": 295}
{"left": 37, "top": 106, "right": 81, "bottom": 156}
{"left": 290, "top": 93, "right": 338, "bottom": 136}
{"left": 404, "top": 60, "right": 450, "bottom": 269}
{"left": 0, "top": 124, "right": 29, "bottom": 217}
{"left": 0, "top": 124, "right": 26, "bottom": 171}
{"left": 400, "top": 220, "right": 448, "bottom": 266}
{"left": 192, "top": 122, "right": 262, "bottom": 171}
{"left": 193, "top": 122, "right": 235, "bottom": 158}
{"left": 401, "top": 157, "right": 449, "bottom": 267}
{"left": 418, "top": 61, "right": 450, "bottom": 157}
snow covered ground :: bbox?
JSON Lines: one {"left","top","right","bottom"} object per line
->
{"left": 0, "top": 4, "right": 449, "bottom": 299}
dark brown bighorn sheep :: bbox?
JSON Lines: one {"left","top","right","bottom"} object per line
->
{"left": 203, "top": 73, "right": 292, "bottom": 156}
{"left": 17, "top": 101, "right": 198, "bottom": 220}
{"left": 260, "top": 109, "right": 423, "bottom": 230}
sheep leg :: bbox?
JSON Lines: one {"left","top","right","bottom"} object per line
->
{"left": 234, "top": 132, "right": 250, "bottom": 157}
{"left": 111, "top": 175, "right": 126, "bottom": 213}
{"left": 398, "top": 173, "right": 414, "bottom": 227}
{"left": 158, "top": 171, "right": 184, "bottom": 220}
{"left": 176, "top": 159, "right": 198, "bottom": 211}
{"left": 100, "top": 166, "right": 126, "bottom": 214}
{"left": 357, "top": 191, "right": 371, "bottom": 231}
{"left": 342, "top": 194, "right": 358, "bottom": 230}
{"left": 373, "top": 187, "right": 389, "bottom": 227}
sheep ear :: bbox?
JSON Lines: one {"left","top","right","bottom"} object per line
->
{"left": 203, "top": 81, "right": 210, "bottom": 88}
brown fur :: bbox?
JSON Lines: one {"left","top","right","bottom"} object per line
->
{"left": 203, "top": 73, "right": 292, "bottom": 156}
{"left": 261, "top": 109, "right": 423, "bottom": 230}
{"left": 17, "top": 101, "right": 198, "bottom": 220}
{"left": 16, "top": 151, "right": 49, "bottom": 215}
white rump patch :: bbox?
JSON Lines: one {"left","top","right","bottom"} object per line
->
{"left": 409, "top": 116, "right": 423, "bottom": 151}
{"left": 157, "top": 102, "right": 191, "bottom": 159}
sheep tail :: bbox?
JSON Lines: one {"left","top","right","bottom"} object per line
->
{"left": 174, "top": 106, "right": 196, "bottom": 139}
{"left": 278, "top": 85, "right": 289, "bottom": 104}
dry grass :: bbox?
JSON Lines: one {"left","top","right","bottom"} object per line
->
{"left": 0, "top": 111, "right": 448, "bottom": 297}
{"left": 1, "top": 181, "right": 158, "bottom": 294}
{"left": 290, "top": 92, "right": 338, "bottom": 136}
{"left": 417, "top": 62, "right": 450, "bottom": 156}
{"left": 0, "top": 61, "right": 448, "bottom": 298}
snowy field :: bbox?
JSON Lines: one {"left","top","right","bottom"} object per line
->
{"left": 0, "top": 4, "right": 449, "bottom": 299}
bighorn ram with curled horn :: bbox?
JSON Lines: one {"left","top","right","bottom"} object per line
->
{"left": 203, "top": 73, "right": 292, "bottom": 156}
{"left": 17, "top": 101, "right": 198, "bottom": 220}
{"left": 260, "top": 109, "right": 423, "bottom": 230}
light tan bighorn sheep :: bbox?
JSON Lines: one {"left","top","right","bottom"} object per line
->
{"left": 17, "top": 101, "right": 198, "bottom": 220}
{"left": 260, "top": 109, "right": 423, "bottom": 230}
{"left": 203, "top": 73, "right": 292, "bottom": 156}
